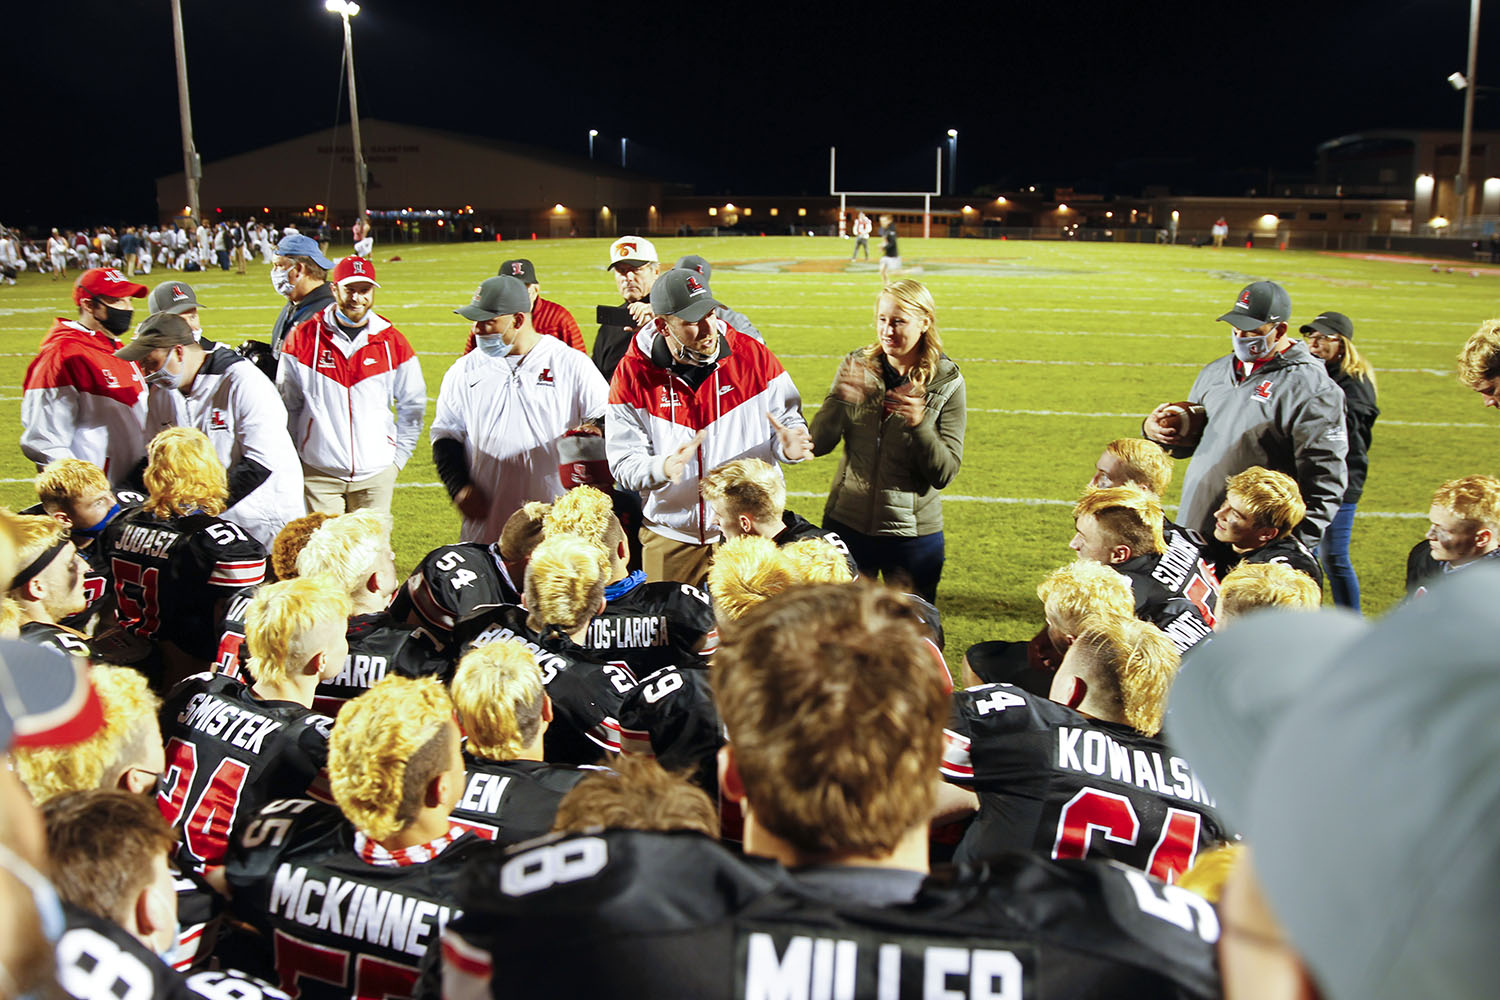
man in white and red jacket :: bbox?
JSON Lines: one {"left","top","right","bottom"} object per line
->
{"left": 276, "top": 255, "right": 426, "bottom": 514}
{"left": 21, "top": 268, "right": 149, "bottom": 486}
{"left": 606, "top": 268, "right": 812, "bottom": 587}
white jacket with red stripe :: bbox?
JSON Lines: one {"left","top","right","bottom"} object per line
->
{"left": 276, "top": 306, "right": 427, "bottom": 482}
{"left": 606, "top": 319, "right": 808, "bottom": 544}
{"left": 21, "top": 319, "right": 147, "bottom": 484}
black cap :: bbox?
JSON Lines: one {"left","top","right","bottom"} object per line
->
{"left": 498, "top": 258, "right": 537, "bottom": 284}
{"left": 1300, "top": 311, "right": 1354, "bottom": 341}
{"left": 1218, "top": 280, "right": 1292, "bottom": 331}
{"left": 115, "top": 312, "right": 196, "bottom": 361}
{"left": 650, "top": 268, "right": 722, "bottom": 323}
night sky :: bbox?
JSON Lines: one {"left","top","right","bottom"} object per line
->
{"left": 4, "top": 0, "right": 1496, "bottom": 226}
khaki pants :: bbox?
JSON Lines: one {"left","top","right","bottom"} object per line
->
{"left": 303, "top": 463, "right": 399, "bottom": 514}
{"left": 640, "top": 527, "right": 715, "bottom": 589}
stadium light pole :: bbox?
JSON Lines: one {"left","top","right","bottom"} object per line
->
{"left": 947, "top": 129, "right": 958, "bottom": 195}
{"left": 589, "top": 129, "right": 598, "bottom": 159}
{"left": 1454, "top": 0, "right": 1481, "bottom": 230}
{"left": 621, "top": 137, "right": 628, "bottom": 168}
{"left": 169, "top": 0, "right": 201, "bottom": 221}
{"left": 326, "top": 0, "right": 368, "bottom": 222}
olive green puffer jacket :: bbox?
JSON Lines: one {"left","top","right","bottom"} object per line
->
{"left": 809, "top": 352, "right": 966, "bottom": 537}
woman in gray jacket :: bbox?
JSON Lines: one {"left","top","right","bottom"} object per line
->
{"left": 811, "top": 280, "right": 966, "bottom": 602}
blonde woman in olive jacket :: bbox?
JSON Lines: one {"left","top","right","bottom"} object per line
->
{"left": 810, "top": 280, "right": 966, "bottom": 602}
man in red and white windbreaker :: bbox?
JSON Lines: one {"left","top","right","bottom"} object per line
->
{"left": 21, "top": 268, "right": 149, "bottom": 486}
{"left": 276, "top": 255, "right": 426, "bottom": 514}
{"left": 606, "top": 268, "right": 812, "bottom": 587}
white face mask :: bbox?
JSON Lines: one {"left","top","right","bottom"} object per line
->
{"left": 145, "top": 351, "right": 183, "bottom": 390}
{"left": 270, "top": 266, "right": 295, "bottom": 297}
{"left": 475, "top": 333, "right": 514, "bottom": 359}
{"left": 1232, "top": 329, "right": 1276, "bottom": 363}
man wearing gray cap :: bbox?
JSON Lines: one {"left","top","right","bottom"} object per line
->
{"left": 606, "top": 268, "right": 811, "bottom": 586}
{"left": 1170, "top": 567, "right": 1500, "bottom": 1000}
{"left": 674, "top": 255, "right": 763, "bottom": 343}
{"left": 146, "top": 279, "right": 205, "bottom": 337}
{"left": 1143, "top": 280, "right": 1347, "bottom": 548}
{"left": 267, "top": 234, "right": 335, "bottom": 357}
{"left": 432, "top": 275, "right": 608, "bottom": 543}
{"left": 116, "top": 312, "right": 302, "bottom": 548}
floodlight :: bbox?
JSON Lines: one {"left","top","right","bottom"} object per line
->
{"left": 589, "top": 129, "right": 599, "bottom": 137}
{"left": 947, "top": 129, "right": 958, "bottom": 138}
{"left": 1450, "top": 72, "right": 1469, "bottom": 91}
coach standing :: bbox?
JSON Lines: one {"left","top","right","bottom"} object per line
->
{"left": 277, "top": 255, "right": 425, "bottom": 515}
{"left": 21, "top": 268, "right": 148, "bottom": 486}
{"left": 593, "top": 236, "right": 659, "bottom": 383}
{"left": 268, "top": 234, "right": 336, "bottom": 356}
{"left": 463, "top": 258, "right": 586, "bottom": 353}
{"left": 606, "top": 268, "right": 811, "bottom": 587}
{"left": 1144, "top": 281, "right": 1347, "bottom": 547}
{"left": 434, "top": 275, "right": 608, "bottom": 543}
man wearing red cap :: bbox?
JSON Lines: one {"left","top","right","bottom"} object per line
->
{"left": 277, "top": 255, "right": 425, "bottom": 515}
{"left": 20, "top": 269, "right": 148, "bottom": 486}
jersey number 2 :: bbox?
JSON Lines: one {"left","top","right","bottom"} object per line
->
{"left": 1052, "top": 788, "right": 1202, "bottom": 882}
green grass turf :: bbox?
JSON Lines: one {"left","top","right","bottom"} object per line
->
{"left": 1, "top": 237, "right": 1491, "bottom": 660}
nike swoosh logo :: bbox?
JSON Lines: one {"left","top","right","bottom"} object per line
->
{"left": 363, "top": 358, "right": 377, "bottom": 365}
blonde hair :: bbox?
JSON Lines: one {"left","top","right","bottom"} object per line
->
{"left": 8, "top": 515, "right": 69, "bottom": 597}
{"left": 711, "top": 582, "right": 947, "bottom": 857}
{"left": 543, "top": 488, "right": 621, "bottom": 551}
{"left": 499, "top": 501, "right": 553, "bottom": 563}
{"left": 451, "top": 641, "right": 546, "bottom": 760}
{"left": 1036, "top": 560, "right": 1136, "bottom": 636}
{"left": 244, "top": 577, "right": 353, "bottom": 686}
{"left": 0, "top": 509, "right": 20, "bottom": 591}
{"left": 1217, "top": 562, "right": 1321, "bottom": 622}
{"left": 1178, "top": 843, "right": 1245, "bottom": 903}
{"left": 708, "top": 536, "right": 800, "bottom": 623}
{"left": 781, "top": 538, "right": 854, "bottom": 584}
{"left": 13, "top": 665, "right": 161, "bottom": 804}
{"left": 1102, "top": 439, "right": 1174, "bottom": 496}
{"left": 1073, "top": 484, "right": 1167, "bottom": 556}
{"left": 864, "top": 279, "right": 944, "bottom": 391}
{"left": 35, "top": 459, "right": 110, "bottom": 508}
{"left": 271, "top": 513, "right": 335, "bottom": 580}
{"left": 1457, "top": 319, "right": 1500, "bottom": 388}
{"left": 552, "top": 755, "right": 719, "bottom": 838}
{"left": 1071, "top": 614, "right": 1179, "bottom": 737}
{"left": 1330, "top": 336, "right": 1378, "bottom": 393}
{"left": 700, "top": 459, "right": 785, "bottom": 526}
{"left": 523, "top": 535, "right": 609, "bottom": 636}
{"left": 296, "top": 510, "right": 392, "bottom": 598}
{"left": 1224, "top": 467, "right": 1305, "bottom": 539}
{"left": 329, "top": 676, "right": 456, "bottom": 840}
{"left": 0, "top": 598, "right": 23, "bottom": 636}
{"left": 143, "top": 428, "right": 226, "bottom": 517}
{"left": 1432, "top": 474, "right": 1500, "bottom": 526}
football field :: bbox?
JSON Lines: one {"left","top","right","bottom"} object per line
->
{"left": 1, "top": 236, "right": 1491, "bottom": 659}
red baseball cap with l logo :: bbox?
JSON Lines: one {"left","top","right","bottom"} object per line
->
{"left": 331, "top": 255, "right": 381, "bottom": 288}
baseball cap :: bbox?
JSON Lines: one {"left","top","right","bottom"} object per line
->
{"left": 455, "top": 275, "right": 532, "bottom": 321}
{"left": 676, "top": 255, "right": 712, "bottom": 280}
{"left": 650, "top": 268, "right": 722, "bottom": 323}
{"left": 499, "top": 258, "right": 538, "bottom": 284}
{"left": 331, "top": 256, "right": 381, "bottom": 288}
{"left": 1299, "top": 310, "right": 1354, "bottom": 340}
{"left": 275, "top": 233, "right": 334, "bottom": 270}
{"left": 114, "top": 312, "right": 197, "bottom": 361}
{"left": 605, "top": 236, "right": 659, "bottom": 271}
{"left": 558, "top": 429, "right": 614, "bottom": 490}
{"left": 147, "top": 280, "right": 204, "bottom": 316}
{"left": 1170, "top": 567, "right": 1500, "bottom": 1000}
{"left": 73, "top": 268, "right": 148, "bottom": 306}
{"left": 0, "top": 640, "right": 106, "bottom": 751}
{"left": 1217, "top": 280, "right": 1291, "bottom": 331}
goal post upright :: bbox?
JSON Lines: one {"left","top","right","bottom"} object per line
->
{"left": 829, "top": 144, "right": 944, "bottom": 241}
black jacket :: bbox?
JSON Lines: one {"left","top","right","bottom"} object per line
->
{"left": 270, "top": 281, "right": 335, "bottom": 356}
{"left": 1328, "top": 363, "right": 1378, "bottom": 502}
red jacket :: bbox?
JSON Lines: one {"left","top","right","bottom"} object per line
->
{"left": 21, "top": 319, "right": 146, "bottom": 483}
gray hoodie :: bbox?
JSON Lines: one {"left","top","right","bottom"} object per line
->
{"left": 1169, "top": 341, "right": 1347, "bottom": 545}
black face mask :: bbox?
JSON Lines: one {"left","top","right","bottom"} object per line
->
{"left": 96, "top": 304, "right": 133, "bottom": 336}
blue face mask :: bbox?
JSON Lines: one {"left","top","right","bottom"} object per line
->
{"left": 71, "top": 502, "right": 121, "bottom": 539}
{"left": 475, "top": 334, "right": 514, "bottom": 359}
{"left": 335, "top": 308, "right": 367, "bottom": 328}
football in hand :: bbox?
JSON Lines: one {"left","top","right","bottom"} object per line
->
{"left": 1156, "top": 401, "right": 1207, "bottom": 444}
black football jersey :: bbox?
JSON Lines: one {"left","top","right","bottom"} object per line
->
{"left": 1208, "top": 533, "right": 1324, "bottom": 586}
{"left": 102, "top": 508, "right": 267, "bottom": 660}
{"left": 459, "top": 604, "right": 637, "bottom": 765}
{"left": 772, "top": 510, "right": 860, "bottom": 574}
{"left": 212, "top": 586, "right": 258, "bottom": 680}
{"left": 450, "top": 754, "right": 603, "bottom": 845}
{"left": 226, "top": 798, "right": 498, "bottom": 1000}
{"left": 617, "top": 664, "right": 724, "bottom": 779}
{"left": 311, "top": 613, "right": 452, "bottom": 715}
{"left": 437, "top": 829, "right": 1221, "bottom": 1000}
{"left": 942, "top": 683, "right": 1229, "bottom": 879}
{"left": 1110, "top": 529, "right": 1218, "bottom": 652}
{"left": 1403, "top": 540, "right": 1500, "bottom": 598}
{"left": 41, "top": 491, "right": 146, "bottom": 635}
{"left": 581, "top": 576, "right": 717, "bottom": 673}
{"left": 158, "top": 672, "right": 332, "bottom": 869}
{"left": 56, "top": 902, "right": 195, "bottom": 1000}
{"left": 18, "top": 620, "right": 93, "bottom": 659}
{"left": 387, "top": 542, "right": 518, "bottom": 645}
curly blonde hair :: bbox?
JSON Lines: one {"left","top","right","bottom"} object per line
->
{"left": 13, "top": 665, "right": 160, "bottom": 804}
{"left": 700, "top": 459, "right": 785, "bottom": 526}
{"left": 543, "top": 488, "right": 623, "bottom": 552}
{"left": 1035, "top": 560, "right": 1136, "bottom": 636}
{"left": 1457, "top": 319, "right": 1500, "bottom": 388}
{"left": 1224, "top": 467, "right": 1305, "bottom": 540}
{"left": 1432, "top": 474, "right": 1500, "bottom": 527}
{"left": 329, "top": 676, "right": 456, "bottom": 840}
{"left": 451, "top": 641, "right": 546, "bottom": 761}
{"left": 1217, "top": 562, "right": 1321, "bottom": 623}
{"left": 708, "top": 536, "right": 800, "bottom": 623}
{"left": 781, "top": 538, "right": 854, "bottom": 584}
{"left": 245, "top": 577, "right": 353, "bottom": 686}
{"left": 296, "top": 510, "right": 393, "bottom": 598}
{"left": 863, "top": 279, "right": 944, "bottom": 390}
{"left": 523, "top": 535, "right": 609, "bottom": 636}
{"left": 1102, "top": 439, "right": 1174, "bottom": 496}
{"left": 271, "top": 513, "right": 335, "bottom": 581}
{"left": 143, "top": 428, "right": 226, "bottom": 518}
{"left": 35, "top": 459, "right": 111, "bottom": 509}
{"left": 1071, "top": 614, "right": 1179, "bottom": 737}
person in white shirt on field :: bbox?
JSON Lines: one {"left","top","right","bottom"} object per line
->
{"left": 432, "top": 274, "right": 609, "bottom": 543}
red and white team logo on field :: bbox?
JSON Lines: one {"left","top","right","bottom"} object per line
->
{"left": 536, "top": 368, "right": 554, "bottom": 386}
{"left": 1253, "top": 379, "right": 1274, "bottom": 400}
